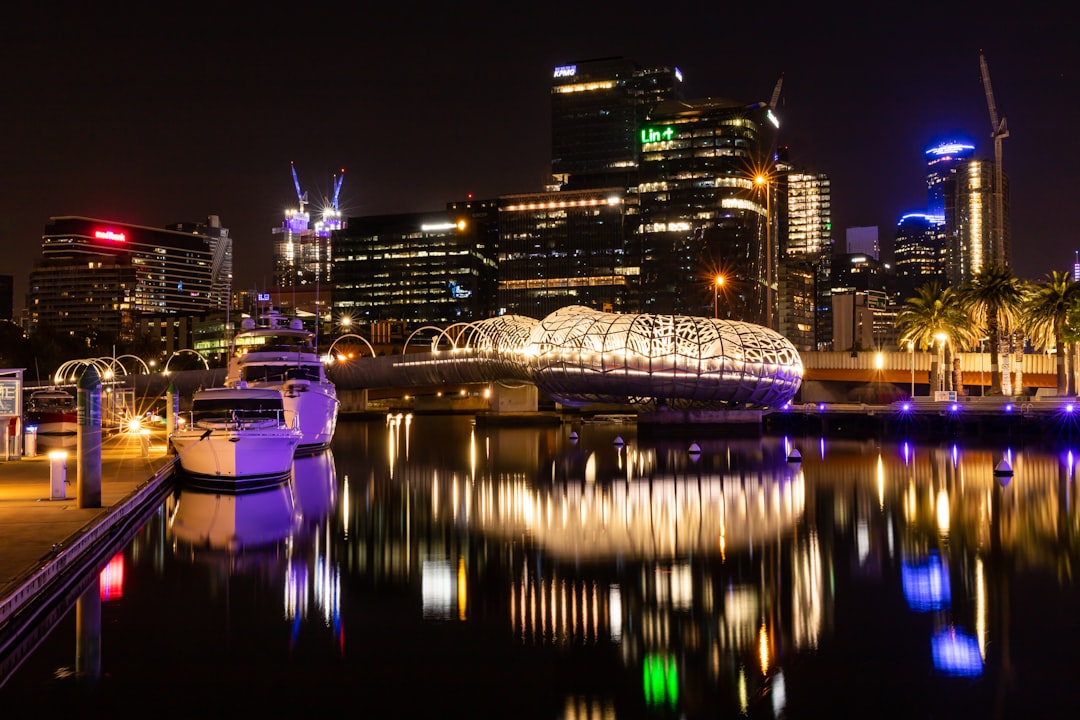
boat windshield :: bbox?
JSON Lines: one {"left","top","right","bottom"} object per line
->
{"left": 29, "top": 393, "right": 75, "bottom": 410}
{"left": 191, "top": 397, "right": 285, "bottom": 424}
{"left": 242, "top": 365, "right": 322, "bottom": 383}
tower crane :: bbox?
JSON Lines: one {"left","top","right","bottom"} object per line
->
{"left": 330, "top": 168, "right": 345, "bottom": 214}
{"left": 290, "top": 160, "right": 309, "bottom": 215}
{"left": 769, "top": 73, "right": 784, "bottom": 111}
{"left": 979, "top": 50, "right": 1008, "bottom": 268}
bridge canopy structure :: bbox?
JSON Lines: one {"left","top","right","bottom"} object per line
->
{"left": 331, "top": 306, "right": 803, "bottom": 410}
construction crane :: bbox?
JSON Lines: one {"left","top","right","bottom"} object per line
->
{"left": 330, "top": 168, "right": 345, "bottom": 214}
{"left": 290, "top": 160, "right": 309, "bottom": 215}
{"left": 979, "top": 50, "right": 1009, "bottom": 268}
{"left": 769, "top": 73, "right": 784, "bottom": 111}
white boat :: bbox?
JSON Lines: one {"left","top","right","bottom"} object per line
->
{"left": 170, "top": 386, "right": 302, "bottom": 491}
{"left": 25, "top": 387, "right": 78, "bottom": 440}
{"left": 227, "top": 311, "right": 339, "bottom": 456}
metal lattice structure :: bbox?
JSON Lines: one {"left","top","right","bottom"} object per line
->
{"left": 328, "top": 306, "right": 803, "bottom": 410}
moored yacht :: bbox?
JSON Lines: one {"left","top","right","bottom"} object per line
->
{"left": 227, "top": 310, "right": 339, "bottom": 455}
{"left": 170, "top": 386, "right": 302, "bottom": 491}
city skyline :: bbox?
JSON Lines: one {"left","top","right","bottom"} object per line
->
{"left": 3, "top": 4, "right": 1076, "bottom": 309}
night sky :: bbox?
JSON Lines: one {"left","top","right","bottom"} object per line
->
{"left": 2, "top": 3, "right": 1076, "bottom": 308}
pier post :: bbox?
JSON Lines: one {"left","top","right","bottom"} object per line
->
{"left": 166, "top": 381, "right": 179, "bottom": 442}
{"left": 77, "top": 365, "right": 102, "bottom": 508}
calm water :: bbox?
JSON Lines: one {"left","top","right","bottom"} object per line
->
{"left": 3, "top": 415, "right": 1080, "bottom": 718}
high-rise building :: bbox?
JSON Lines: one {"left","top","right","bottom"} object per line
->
{"left": 925, "top": 140, "right": 975, "bottom": 218}
{"left": 28, "top": 216, "right": 229, "bottom": 343}
{"left": 550, "top": 57, "right": 682, "bottom": 191}
{"left": 273, "top": 164, "right": 335, "bottom": 289}
{"left": 637, "top": 97, "right": 780, "bottom": 324}
{"left": 331, "top": 202, "right": 499, "bottom": 330}
{"left": 894, "top": 213, "right": 947, "bottom": 300}
{"left": 496, "top": 188, "right": 634, "bottom": 318}
{"left": 785, "top": 173, "right": 831, "bottom": 257}
{"left": 946, "top": 159, "right": 1010, "bottom": 285}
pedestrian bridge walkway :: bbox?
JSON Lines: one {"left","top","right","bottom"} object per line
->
{"left": 326, "top": 306, "right": 804, "bottom": 411}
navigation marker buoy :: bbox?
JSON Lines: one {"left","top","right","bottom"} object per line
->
{"left": 788, "top": 448, "right": 802, "bottom": 463}
{"left": 614, "top": 436, "right": 625, "bottom": 446}
{"left": 569, "top": 430, "right": 578, "bottom": 441}
{"left": 688, "top": 442, "right": 701, "bottom": 455}
{"left": 994, "top": 459, "right": 1013, "bottom": 478}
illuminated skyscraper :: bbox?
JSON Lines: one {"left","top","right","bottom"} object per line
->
{"left": 925, "top": 140, "right": 974, "bottom": 218}
{"left": 785, "top": 173, "right": 831, "bottom": 257}
{"left": 550, "top": 57, "right": 682, "bottom": 191}
{"left": 946, "top": 159, "right": 1009, "bottom": 285}
{"left": 637, "top": 97, "right": 780, "bottom": 323}
{"left": 894, "top": 213, "right": 947, "bottom": 299}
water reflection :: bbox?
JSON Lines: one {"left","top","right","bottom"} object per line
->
{"left": 5, "top": 419, "right": 1080, "bottom": 717}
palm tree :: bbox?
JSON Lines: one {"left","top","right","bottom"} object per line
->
{"left": 1022, "top": 271, "right": 1080, "bottom": 396}
{"left": 895, "top": 282, "right": 973, "bottom": 392}
{"left": 956, "top": 265, "right": 1027, "bottom": 395}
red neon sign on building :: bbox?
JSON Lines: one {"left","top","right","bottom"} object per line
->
{"left": 94, "top": 229, "right": 127, "bottom": 242}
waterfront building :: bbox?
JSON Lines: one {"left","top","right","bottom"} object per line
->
{"left": 27, "top": 215, "right": 229, "bottom": 343}
{"left": 637, "top": 96, "right": 780, "bottom": 323}
{"left": 330, "top": 202, "right": 499, "bottom": 332}
{"left": 496, "top": 188, "right": 634, "bottom": 318}
{"left": 272, "top": 164, "right": 334, "bottom": 291}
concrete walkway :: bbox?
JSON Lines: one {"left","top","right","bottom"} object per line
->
{"left": 0, "top": 427, "right": 176, "bottom": 604}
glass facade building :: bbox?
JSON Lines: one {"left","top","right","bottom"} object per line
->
{"left": 330, "top": 202, "right": 499, "bottom": 329}
{"left": 28, "top": 216, "right": 228, "bottom": 342}
{"left": 637, "top": 98, "right": 780, "bottom": 323}
{"left": 550, "top": 57, "right": 682, "bottom": 190}
{"left": 496, "top": 188, "right": 634, "bottom": 318}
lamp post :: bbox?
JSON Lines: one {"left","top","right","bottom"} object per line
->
{"left": 714, "top": 275, "right": 724, "bottom": 319}
{"left": 755, "top": 174, "right": 772, "bottom": 330}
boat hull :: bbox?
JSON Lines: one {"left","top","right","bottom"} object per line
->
{"left": 281, "top": 381, "right": 339, "bottom": 454}
{"left": 171, "top": 429, "right": 301, "bottom": 492}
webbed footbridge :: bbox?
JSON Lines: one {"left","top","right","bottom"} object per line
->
{"left": 327, "top": 306, "right": 803, "bottom": 412}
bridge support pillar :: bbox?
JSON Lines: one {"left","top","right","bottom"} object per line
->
{"left": 339, "top": 388, "right": 369, "bottom": 413}
{"left": 489, "top": 382, "right": 538, "bottom": 414}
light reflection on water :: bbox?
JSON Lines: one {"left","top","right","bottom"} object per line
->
{"left": 3, "top": 415, "right": 1080, "bottom": 718}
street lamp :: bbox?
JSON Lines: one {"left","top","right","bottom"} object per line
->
{"left": 714, "top": 275, "right": 725, "bottom": 319}
{"left": 755, "top": 173, "right": 773, "bottom": 330}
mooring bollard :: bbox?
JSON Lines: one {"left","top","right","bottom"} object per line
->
{"left": 49, "top": 450, "right": 67, "bottom": 500}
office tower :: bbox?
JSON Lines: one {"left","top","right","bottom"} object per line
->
{"left": 925, "top": 140, "right": 974, "bottom": 218}
{"left": 894, "top": 213, "right": 947, "bottom": 300}
{"left": 496, "top": 188, "right": 633, "bottom": 318}
{"left": 551, "top": 57, "right": 682, "bottom": 191}
{"left": 845, "top": 226, "right": 879, "bottom": 259}
{"left": 946, "top": 159, "right": 1010, "bottom": 285}
{"left": 785, "top": 173, "right": 831, "bottom": 257}
{"left": 331, "top": 202, "right": 499, "bottom": 329}
{"left": 637, "top": 97, "right": 780, "bottom": 324}
{"left": 28, "top": 216, "right": 227, "bottom": 342}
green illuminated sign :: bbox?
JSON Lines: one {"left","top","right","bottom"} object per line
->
{"left": 640, "top": 126, "right": 675, "bottom": 144}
